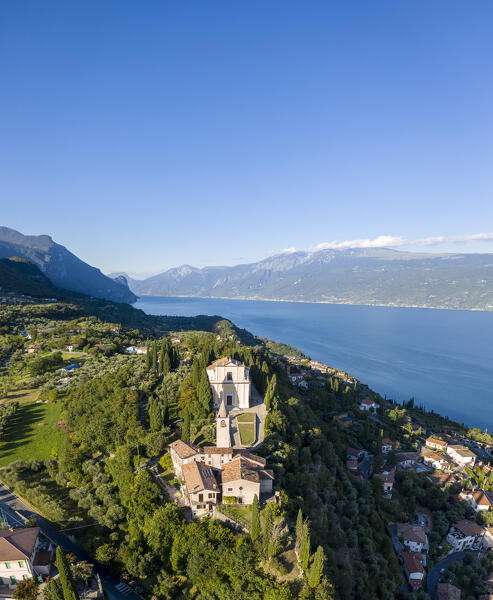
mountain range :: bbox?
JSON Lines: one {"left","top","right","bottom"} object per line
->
{"left": 0, "top": 226, "right": 136, "bottom": 303}
{"left": 114, "top": 248, "right": 493, "bottom": 311}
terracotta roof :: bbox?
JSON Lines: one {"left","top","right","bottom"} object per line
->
{"left": 347, "top": 447, "right": 361, "bottom": 457}
{"left": 0, "top": 528, "right": 40, "bottom": 560}
{"left": 422, "top": 450, "right": 445, "bottom": 461}
{"left": 453, "top": 519, "right": 484, "bottom": 537}
{"left": 426, "top": 437, "right": 447, "bottom": 447}
{"left": 360, "top": 398, "right": 375, "bottom": 406}
{"left": 202, "top": 446, "right": 234, "bottom": 455}
{"left": 448, "top": 445, "right": 476, "bottom": 459}
{"left": 222, "top": 456, "right": 260, "bottom": 484}
{"left": 169, "top": 440, "right": 201, "bottom": 459}
{"left": 237, "top": 451, "right": 266, "bottom": 466}
{"left": 347, "top": 460, "right": 359, "bottom": 470}
{"left": 396, "top": 452, "right": 418, "bottom": 462}
{"left": 382, "top": 438, "right": 393, "bottom": 445}
{"left": 472, "top": 491, "right": 492, "bottom": 507}
{"left": 430, "top": 473, "right": 458, "bottom": 485}
{"left": 401, "top": 552, "right": 424, "bottom": 575}
{"left": 437, "top": 583, "right": 462, "bottom": 600}
{"left": 183, "top": 461, "right": 218, "bottom": 493}
{"left": 375, "top": 468, "right": 395, "bottom": 484}
{"left": 396, "top": 523, "right": 427, "bottom": 545}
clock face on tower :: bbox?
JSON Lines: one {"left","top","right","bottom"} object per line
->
{"left": 220, "top": 420, "right": 227, "bottom": 427}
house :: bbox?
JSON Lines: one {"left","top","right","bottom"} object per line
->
{"left": 182, "top": 461, "right": 220, "bottom": 517}
{"left": 26, "top": 345, "right": 41, "bottom": 354}
{"left": 66, "top": 344, "right": 79, "bottom": 352}
{"left": 360, "top": 398, "right": 378, "bottom": 412}
{"left": 482, "top": 527, "right": 493, "bottom": 550}
{"left": 458, "top": 490, "right": 492, "bottom": 512}
{"left": 125, "top": 346, "right": 147, "bottom": 355}
{"left": 221, "top": 456, "right": 261, "bottom": 504}
{"left": 437, "top": 583, "right": 461, "bottom": 600}
{"left": 382, "top": 438, "right": 394, "bottom": 454}
{"left": 447, "top": 445, "right": 476, "bottom": 467}
{"left": 401, "top": 551, "right": 425, "bottom": 591}
{"left": 347, "top": 447, "right": 364, "bottom": 461}
{"left": 425, "top": 437, "right": 448, "bottom": 451}
{"left": 446, "top": 520, "right": 484, "bottom": 551}
{"left": 206, "top": 358, "right": 251, "bottom": 410}
{"left": 375, "top": 468, "right": 395, "bottom": 497}
{"left": 422, "top": 450, "right": 449, "bottom": 470}
{"left": 396, "top": 523, "right": 429, "bottom": 553}
{"left": 395, "top": 452, "right": 419, "bottom": 469}
{"left": 0, "top": 527, "right": 41, "bottom": 588}
{"left": 171, "top": 338, "right": 181, "bottom": 344}
{"left": 429, "top": 472, "right": 459, "bottom": 486}
{"left": 346, "top": 460, "right": 359, "bottom": 472}
{"left": 169, "top": 440, "right": 203, "bottom": 479}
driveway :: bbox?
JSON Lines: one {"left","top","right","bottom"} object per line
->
{"left": 0, "top": 483, "right": 143, "bottom": 600}
{"left": 359, "top": 454, "right": 374, "bottom": 481}
{"left": 426, "top": 551, "right": 473, "bottom": 599}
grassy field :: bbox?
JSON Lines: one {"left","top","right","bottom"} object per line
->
{"left": 236, "top": 412, "right": 255, "bottom": 423}
{"left": 0, "top": 400, "right": 64, "bottom": 466}
{"left": 238, "top": 422, "right": 255, "bottom": 445}
{"left": 0, "top": 388, "right": 40, "bottom": 404}
{"left": 218, "top": 504, "right": 252, "bottom": 528}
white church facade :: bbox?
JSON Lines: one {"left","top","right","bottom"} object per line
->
{"left": 206, "top": 357, "right": 251, "bottom": 410}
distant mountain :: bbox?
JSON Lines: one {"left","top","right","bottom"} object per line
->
{"left": 0, "top": 227, "right": 137, "bottom": 303}
{"left": 0, "top": 257, "right": 64, "bottom": 298}
{"left": 127, "top": 248, "right": 493, "bottom": 311}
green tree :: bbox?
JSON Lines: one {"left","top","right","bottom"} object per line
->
{"left": 251, "top": 494, "right": 260, "bottom": 542}
{"left": 48, "top": 579, "right": 64, "bottom": 600}
{"left": 295, "top": 508, "right": 303, "bottom": 555}
{"left": 198, "top": 371, "right": 213, "bottom": 415}
{"left": 56, "top": 547, "right": 79, "bottom": 600}
{"left": 162, "top": 352, "right": 171, "bottom": 376}
{"left": 300, "top": 522, "right": 310, "bottom": 572}
{"left": 148, "top": 396, "right": 163, "bottom": 432}
{"left": 13, "top": 578, "right": 39, "bottom": 600}
{"left": 151, "top": 341, "right": 158, "bottom": 373}
{"left": 308, "top": 545, "right": 326, "bottom": 588}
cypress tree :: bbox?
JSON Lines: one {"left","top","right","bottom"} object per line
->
{"left": 49, "top": 579, "right": 64, "bottom": 600}
{"left": 198, "top": 371, "right": 213, "bottom": 414}
{"left": 308, "top": 546, "right": 326, "bottom": 588}
{"left": 300, "top": 522, "right": 310, "bottom": 571}
{"left": 161, "top": 387, "right": 169, "bottom": 426}
{"left": 151, "top": 342, "right": 158, "bottom": 373}
{"left": 191, "top": 360, "right": 201, "bottom": 388}
{"left": 158, "top": 351, "right": 164, "bottom": 375}
{"left": 145, "top": 343, "right": 151, "bottom": 370}
{"left": 295, "top": 509, "right": 303, "bottom": 555}
{"left": 56, "top": 547, "right": 79, "bottom": 600}
{"left": 251, "top": 494, "right": 260, "bottom": 542}
{"left": 162, "top": 352, "right": 171, "bottom": 375}
{"left": 148, "top": 396, "right": 163, "bottom": 432}
{"left": 182, "top": 408, "right": 190, "bottom": 441}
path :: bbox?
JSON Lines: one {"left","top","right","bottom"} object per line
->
{"left": 0, "top": 483, "right": 143, "bottom": 600}
{"left": 426, "top": 551, "right": 473, "bottom": 599}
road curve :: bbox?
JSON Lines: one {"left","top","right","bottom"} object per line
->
{"left": 426, "top": 550, "right": 472, "bottom": 599}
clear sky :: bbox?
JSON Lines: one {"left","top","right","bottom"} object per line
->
{"left": 1, "top": 1, "right": 492, "bottom": 275}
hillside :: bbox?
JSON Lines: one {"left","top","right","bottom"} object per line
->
{"left": 124, "top": 247, "right": 493, "bottom": 310}
{"left": 0, "top": 226, "right": 136, "bottom": 303}
{"left": 0, "top": 257, "right": 63, "bottom": 298}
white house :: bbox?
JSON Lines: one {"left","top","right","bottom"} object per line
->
{"left": 0, "top": 528, "right": 41, "bottom": 589}
{"left": 425, "top": 437, "right": 448, "bottom": 451}
{"left": 422, "top": 451, "right": 448, "bottom": 470}
{"left": 382, "top": 438, "right": 394, "bottom": 455}
{"left": 221, "top": 455, "right": 273, "bottom": 504}
{"left": 206, "top": 358, "right": 251, "bottom": 410}
{"left": 182, "top": 461, "right": 220, "bottom": 517}
{"left": 360, "top": 398, "right": 378, "bottom": 411}
{"left": 396, "top": 523, "right": 429, "bottom": 553}
{"left": 126, "top": 346, "right": 147, "bottom": 355}
{"left": 458, "top": 490, "right": 492, "bottom": 513}
{"left": 447, "top": 445, "right": 476, "bottom": 467}
{"left": 446, "top": 520, "right": 484, "bottom": 551}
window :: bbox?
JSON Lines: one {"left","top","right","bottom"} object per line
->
{"left": 23, "top": 575, "right": 28, "bottom": 581}
{"left": 10, "top": 576, "right": 16, "bottom": 585}
{"left": 226, "top": 372, "right": 232, "bottom": 381}
{"left": 18, "top": 561, "right": 23, "bottom": 568}
{"left": 226, "top": 395, "right": 233, "bottom": 405}
{"left": 227, "top": 487, "right": 233, "bottom": 492}
{"left": 5, "top": 562, "right": 10, "bottom": 569}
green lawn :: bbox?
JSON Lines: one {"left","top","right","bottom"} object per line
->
{"left": 236, "top": 412, "right": 255, "bottom": 423}
{"left": 0, "top": 388, "right": 40, "bottom": 404}
{"left": 0, "top": 401, "right": 65, "bottom": 466}
{"left": 218, "top": 504, "right": 252, "bottom": 528}
{"left": 238, "top": 421, "right": 255, "bottom": 445}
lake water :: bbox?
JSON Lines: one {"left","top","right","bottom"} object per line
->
{"left": 135, "top": 296, "right": 493, "bottom": 431}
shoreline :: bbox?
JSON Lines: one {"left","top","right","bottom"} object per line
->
{"left": 133, "top": 293, "right": 493, "bottom": 314}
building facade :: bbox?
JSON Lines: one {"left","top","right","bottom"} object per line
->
{"left": 0, "top": 528, "right": 40, "bottom": 589}
{"left": 206, "top": 358, "right": 251, "bottom": 410}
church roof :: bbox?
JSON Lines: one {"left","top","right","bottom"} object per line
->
{"left": 222, "top": 456, "right": 261, "bottom": 484}
{"left": 206, "top": 357, "right": 243, "bottom": 370}
{"left": 218, "top": 399, "right": 227, "bottom": 418}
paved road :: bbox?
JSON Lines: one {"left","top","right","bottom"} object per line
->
{"left": 0, "top": 483, "right": 142, "bottom": 600}
{"left": 359, "top": 454, "right": 374, "bottom": 481}
{"left": 426, "top": 551, "right": 472, "bottom": 599}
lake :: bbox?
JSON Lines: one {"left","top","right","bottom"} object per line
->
{"left": 135, "top": 296, "right": 493, "bottom": 430}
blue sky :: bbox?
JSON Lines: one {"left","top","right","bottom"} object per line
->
{"left": 1, "top": 1, "right": 492, "bottom": 275}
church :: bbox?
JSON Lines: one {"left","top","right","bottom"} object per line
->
{"left": 169, "top": 397, "right": 273, "bottom": 516}
{"left": 206, "top": 357, "right": 251, "bottom": 410}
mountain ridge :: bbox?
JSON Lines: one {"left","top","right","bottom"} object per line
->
{"left": 122, "top": 247, "right": 493, "bottom": 311}
{"left": 0, "top": 226, "right": 137, "bottom": 303}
